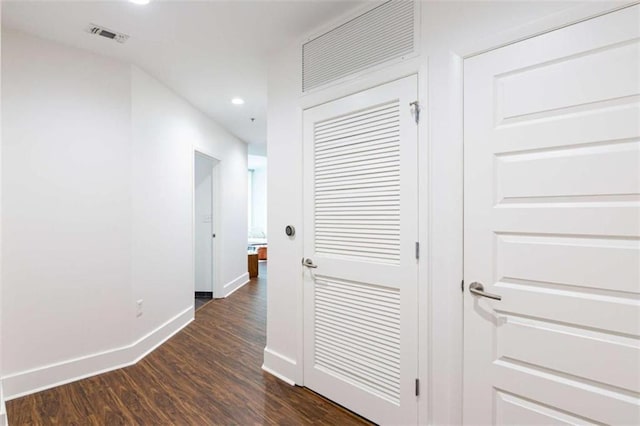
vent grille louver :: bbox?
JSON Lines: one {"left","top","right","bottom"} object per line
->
{"left": 86, "top": 24, "right": 130, "bottom": 44}
{"left": 302, "top": 1, "right": 415, "bottom": 92}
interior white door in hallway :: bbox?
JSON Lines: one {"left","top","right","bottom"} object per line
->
{"left": 463, "top": 5, "right": 640, "bottom": 425}
{"left": 195, "top": 152, "right": 217, "bottom": 295}
{"left": 303, "top": 76, "right": 419, "bottom": 425}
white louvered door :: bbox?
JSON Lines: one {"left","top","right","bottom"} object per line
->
{"left": 303, "top": 76, "right": 418, "bottom": 425}
{"left": 463, "top": 5, "right": 640, "bottom": 425}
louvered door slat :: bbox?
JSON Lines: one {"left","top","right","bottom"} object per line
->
{"left": 316, "top": 160, "right": 398, "bottom": 175}
{"left": 314, "top": 311, "right": 401, "bottom": 344}
{"left": 315, "top": 139, "right": 399, "bottom": 160}
{"left": 315, "top": 280, "right": 401, "bottom": 404}
{"left": 317, "top": 126, "right": 398, "bottom": 144}
{"left": 314, "top": 101, "right": 400, "bottom": 263}
{"left": 316, "top": 291, "right": 400, "bottom": 317}
{"left": 316, "top": 125, "right": 399, "bottom": 146}
{"left": 316, "top": 105, "right": 399, "bottom": 132}
{"left": 316, "top": 233, "right": 400, "bottom": 242}
{"left": 315, "top": 190, "right": 399, "bottom": 200}
{"left": 315, "top": 109, "right": 399, "bottom": 137}
{"left": 315, "top": 337, "right": 401, "bottom": 380}
{"left": 316, "top": 170, "right": 400, "bottom": 184}
{"left": 315, "top": 116, "right": 400, "bottom": 140}
{"left": 316, "top": 199, "right": 400, "bottom": 207}
{"left": 315, "top": 317, "right": 400, "bottom": 348}
{"left": 315, "top": 335, "right": 401, "bottom": 376}
{"left": 314, "top": 350, "right": 400, "bottom": 400}
{"left": 314, "top": 324, "right": 400, "bottom": 358}
{"left": 315, "top": 342, "right": 401, "bottom": 386}
{"left": 315, "top": 306, "right": 401, "bottom": 338}
{"left": 316, "top": 153, "right": 399, "bottom": 169}
{"left": 316, "top": 220, "right": 400, "bottom": 227}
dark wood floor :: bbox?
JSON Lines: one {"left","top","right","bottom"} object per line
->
{"left": 7, "top": 262, "right": 370, "bottom": 425}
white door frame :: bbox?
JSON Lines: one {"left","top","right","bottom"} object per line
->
{"left": 193, "top": 148, "right": 222, "bottom": 299}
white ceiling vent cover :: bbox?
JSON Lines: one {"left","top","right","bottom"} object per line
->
{"left": 86, "top": 24, "right": 130, "bottom": 44}
{"left": 302, "top": 1, "right": 415, "bottom": 92}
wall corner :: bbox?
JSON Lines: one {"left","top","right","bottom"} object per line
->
{"left": 262, "top": 346, "right": 297, "bottom": 386}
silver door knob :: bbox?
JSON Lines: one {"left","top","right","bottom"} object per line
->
{"left": 302, "top": 258, "right": 318, "bottom": 268}
{"left": 469, "top": 282, "right": 502, "bottom": 301}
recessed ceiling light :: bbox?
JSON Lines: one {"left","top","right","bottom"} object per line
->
{"left": 231, "top": 97, "right": 245, "bottom": 105}
{"left": 130, "top": 0, "right": 150, "bottom": 5}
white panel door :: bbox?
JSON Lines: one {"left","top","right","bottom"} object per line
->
{"left": 463, "top": 5, "right": 640, "bottom": 425}
{"left": 303, "top": 76, "right": 419, "bottom": 425}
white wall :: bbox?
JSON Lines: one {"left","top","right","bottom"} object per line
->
{"left": 263, "top": 36, "right": 303, "bottom": 384}
{"left": 194, "top": 154, "right": 214, "bottom": 293}
{"left": 1, "top": 29, "right": 248, "bottom": 400}
{"left": 2, "top": 29, "right": 134, "bottom": 377}
{"left": 131, "top": 68, "right": 249, "bottom": 305}
{"left": 264, "top": 1, "right": 627, "bottom": 424}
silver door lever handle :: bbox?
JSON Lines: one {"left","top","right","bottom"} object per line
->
{"left": 469, "top": 282, "right": 502, "bottom": 301}
{"left": 302, "top": 258, "right": 318, "bottom": 268}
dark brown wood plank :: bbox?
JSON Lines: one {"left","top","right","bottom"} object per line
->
{"left": 6, "top": 263, "right": 371, "bottom": 425}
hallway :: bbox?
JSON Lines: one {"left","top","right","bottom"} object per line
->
{"left": 6, "top": 263, "right": 369, "bottom": 425}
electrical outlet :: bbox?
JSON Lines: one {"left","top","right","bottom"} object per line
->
{"left": 136, "top": 299, "right": 143, "bottom": 317}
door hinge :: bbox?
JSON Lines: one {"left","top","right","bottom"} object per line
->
{"left": 415, "top": 378, "right": 420, "bottom": 396}
{"left": 415, "top": 242, "right": 420, "bottom": 260}
{"left": 410, "top": 101, "right": 420, "bottom": 125}
{"left": 461, "top": 279, "right": 464, "bottom": 292}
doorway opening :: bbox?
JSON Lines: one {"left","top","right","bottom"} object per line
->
{"left": 194, "top": 151, "right": 220, "bottom": 310}
{"left": 248, "top": 154, "right": 268, "bottom": 278}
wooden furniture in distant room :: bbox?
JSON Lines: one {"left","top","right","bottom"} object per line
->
{"left": 257, "top": 246, "right": 268, "bottom": 260}
{"left": 248, "top": 252, "right": 259, "bottom": 278}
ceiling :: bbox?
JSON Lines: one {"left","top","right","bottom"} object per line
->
{"left": 2, "top": 0, "right": 364, "bottom": 155}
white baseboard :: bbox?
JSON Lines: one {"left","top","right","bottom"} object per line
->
{"left": 262, "top": 347, "right": 297, "bottom": 386}
{"left": 223, "top": 272, "right": 250, "bottom": 298}
{"left": 131, "top": 306, "right": 194, "bottom": 364}
{"left": 2, "top": 307, "right": 193, "bottom": 401}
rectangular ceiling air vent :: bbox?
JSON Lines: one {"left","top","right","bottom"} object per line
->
{"left": 302, "top": 1, "right": 416, "bottom": 92}
{"left": 86, "top": 24, "right": 130, "bottom": 44}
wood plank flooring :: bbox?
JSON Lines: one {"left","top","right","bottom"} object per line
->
{"left": 6, "top": 263, "right": 371, "bottom": 425}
